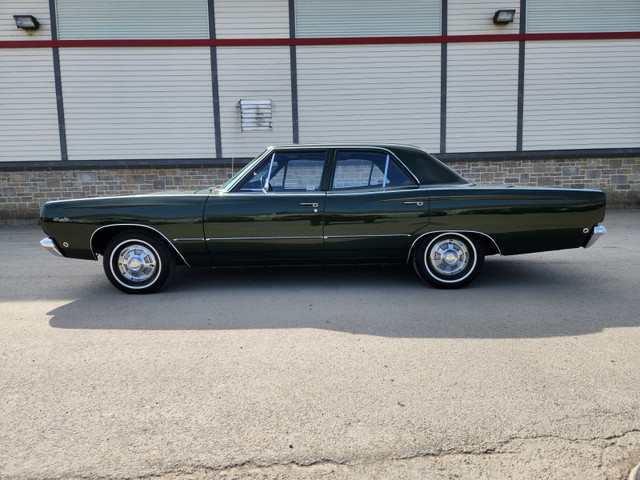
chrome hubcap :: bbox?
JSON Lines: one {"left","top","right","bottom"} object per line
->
{"left": 429, "top": 238, "right": 470, "bottom": 276}
{"left": 117, "top": 244, "right": 157, "bottom": 283}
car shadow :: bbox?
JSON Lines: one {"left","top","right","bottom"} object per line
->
{"left": 47, "top": 256, "right": 640, "bottom": 339}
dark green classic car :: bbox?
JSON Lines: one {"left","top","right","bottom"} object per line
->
{"left": 40, "top": 145, "right": 606, "bottom": 293}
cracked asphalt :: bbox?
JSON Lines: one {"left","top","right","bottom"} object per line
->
{"left": 1, "top": 209, "right": 639, "bottom": 479}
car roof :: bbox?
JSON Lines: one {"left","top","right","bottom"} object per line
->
{"left": 268, "top": 144, "right": 468, "bottom": 186}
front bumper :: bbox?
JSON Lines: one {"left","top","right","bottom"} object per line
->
{"left": 584, "top": 224, "right": 606, "bottom": 248}
{"left": 40, "top": 237, "right": 63, "bottom": 257}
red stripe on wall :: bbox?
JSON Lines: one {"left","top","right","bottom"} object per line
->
{"left": 1, "top": 31, "right": 640, "bottom": 48}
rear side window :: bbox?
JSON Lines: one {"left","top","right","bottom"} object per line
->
{"left": 332, "top": 151, "right": 415, "bottom": 190}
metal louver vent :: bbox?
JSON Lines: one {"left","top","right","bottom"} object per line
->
{"left": 238, "top": 100, "right": 272, "bottom": 131}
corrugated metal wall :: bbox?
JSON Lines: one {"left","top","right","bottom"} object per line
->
{"left": 55, "top": 0, "right": 209, "bottom": 39}
{"left": 0, "top": 0, "right": 60, "bottom": 162}
{"left": 59, "top": 48, "right": 216, "bottom": 160}
{"left": 296, "top": 44, "right": 441, "bottom": 148}
{"left": 1, "top": 0, "right": 639, "bottom": 164}
{"left": 447, "top": 42, "right": 519, "bottom": 152}
{"left": 527, "top": 0, "right": 640, "bottom": 33}
{"left": 0, "top": 49, "right": 60, "bottom": 162}
{"left": 523, "top": 39, "right": 640, "bottom": 150}
{"left": 295, "top": 0, "right": 441, "bottom": 37}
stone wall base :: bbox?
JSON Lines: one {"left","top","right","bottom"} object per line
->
{"left": 1, "top": 157, "right": 638, "bottom": 220}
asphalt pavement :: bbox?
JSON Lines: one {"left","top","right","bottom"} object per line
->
{"left": 1, "top": 210, "right": 639, "bottom": 479}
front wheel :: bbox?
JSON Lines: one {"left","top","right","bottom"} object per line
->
{"left": 412, "top": 232, "right": 484, "bottom": 289}
{"left": 103, "top": 231, "right": 175, "bottom": 294}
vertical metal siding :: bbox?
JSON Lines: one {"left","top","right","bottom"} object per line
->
{"left": 60, "top": 47, "right": 216, "bottom": 160}
{"left": 55, "top": 0, "right": 209, "bottom": 39}
{"left": 296, "top": 44, "right": 441, "bottom": 149}
{"left": 447, "top": 0, "right": 520, "bottom": 35}
{"left": 447, "top": 42, "right": 519, "bottom": 152}
{"left": 214, "top": 0, "right": 289, "bottom": 38}
{"left": 0, "top": 49, "right": 61, "bottom": 161}
{"left": 295, "top": 0, "right": 442, "bottom": 37}
{"left": 523, "top": 40, "right": 640, "bottom": 150}
{"left": 527, "top": 0, "right": 640, "bottom": 33}
{"left": 217, "top": 47, "right": 293, "bottom": 158}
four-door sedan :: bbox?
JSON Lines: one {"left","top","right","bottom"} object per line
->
{"left": 40, "top": 144, "right": 606, "bottom": 293}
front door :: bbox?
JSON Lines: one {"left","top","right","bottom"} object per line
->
{"left": 203, "top": 150, "right": 328, "bottom": 264}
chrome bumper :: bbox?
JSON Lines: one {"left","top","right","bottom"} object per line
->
{"left": 40, "top": 237, "right": 63, "bottom": 257}
{"left": 584, "top": 225, "right": 606, "bottom": 248}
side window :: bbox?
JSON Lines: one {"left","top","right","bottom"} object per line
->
{"left": 332, "top": 151, "right": 414, "bottom": 190}
{"left": 239, "top": 151, "right": 326, "bottom": 192}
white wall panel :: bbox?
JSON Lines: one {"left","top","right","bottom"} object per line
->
{"left": 217, "top": 47, "right": 293, "bottom": 158}
{"left": 0, "top": 49, "right": 60, "bottom": 161}
{"left": 447, "top": 42, "right": 519, "bottom": 152}
{"left": 523, "top": 40, "right": 640, "bottom": 150}
{"left": 447, "top": 0, "right": 520, "bottom": 35}
{"left": 60, "top": 47, "right": 216, "bottom": 160}
{"left": 55, "top": 0, "right": 209, "bottom": 39}
{"left": 297, "top": 45, "right": 441, "bottom": 150}
{"left": 0, "top": 0, "right": 51, "bottom": 41}
{"left": 296, "top": 0, "right": 441, "bottom": 37}
{"left": 215, "top": 0, "right": 289, "bottom": 38}
{"left": 527, "top": 0, "right": 640, "bottom": 33}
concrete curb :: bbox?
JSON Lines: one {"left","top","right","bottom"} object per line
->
{"left": 629, "top": 463, "right": 640, "bottom": 480}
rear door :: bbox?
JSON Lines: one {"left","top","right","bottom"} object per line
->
{"left": 323, "top": 149, "right": 429, "bottom": 261}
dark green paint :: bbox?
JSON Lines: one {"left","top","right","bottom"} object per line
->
{"left": 40, "top": 145, "right": 606, "bottom": 266}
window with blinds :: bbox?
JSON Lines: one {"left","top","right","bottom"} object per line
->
{"left": 527, "top": 0, "right": 640, "bottom": 33}
{"left": 295, "top": 0, "right": 442, "bottom": 37}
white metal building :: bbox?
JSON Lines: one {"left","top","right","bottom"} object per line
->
{"left": 0, "top": 0, "right": 639, "bottom": 215}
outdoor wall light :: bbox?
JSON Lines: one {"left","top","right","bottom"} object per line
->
{"left": 493, "top": 9, "right": 516, "bottom": 24}
{"left": 13, "top": 15, "right": 40, "bottom": 30}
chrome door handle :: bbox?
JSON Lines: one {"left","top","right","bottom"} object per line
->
{"left": 403, "top": 201, "right": 424, "bottom": 207}
{"left": 300, "top": 203, "right": 319, "bottom": 208}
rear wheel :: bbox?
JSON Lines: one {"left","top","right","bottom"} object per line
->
{"left": 412, "top": 232, "right": 484, "bottom": 289}
{"left": 103, "top": 231, "right": 175, "bottom": 294}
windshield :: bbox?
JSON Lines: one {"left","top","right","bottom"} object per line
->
{"left": 218, "top": 148, "right": 271, "bottom": 192}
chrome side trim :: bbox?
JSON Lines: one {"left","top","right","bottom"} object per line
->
{"left": 40, "top": 237, "right": 63, "bottom": 257}
{"left": 173, "top": 238, "right": 205, "bottom": 242}
{"left": 206, "top": 236, "right": 323, "bottom": 241}
{"left": 90, "top": 224, "right": 191, "bottom": 267}
{"left": 324, "top": 234, "right": 411, "bottom": 239}
{"left": 406, "top": 230, "right": 502, "bottom": 263}
{"left": 584, "top": 224, "right": 606, "bottom": 248}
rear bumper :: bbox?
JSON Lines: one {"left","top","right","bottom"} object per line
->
{"left": 584, "top": 225, "right": 606, "bottom": 248}
{"left": 40, "top": 237, "right": 63, "bottom": 257}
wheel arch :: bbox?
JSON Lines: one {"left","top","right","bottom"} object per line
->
{"left": 90, "top": 224, "right": 189, "bottom": 266}
{"left": 406, "top": 230, "right": 501, "bottom": 263}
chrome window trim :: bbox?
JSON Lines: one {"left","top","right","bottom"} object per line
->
{"left": 406, "top": 230, "right": 503, "bottom": 263}
{"left": 220, "top": 192, "right": 327, "bottom": 197}
{"left": 327, "top": 187, "right": 428, "bottom": 197}
{"left": 90, "top": 224, "right": 191, "bottom": 267}
{"left": 224, "top": 145, "right": 421, "bottom": 193}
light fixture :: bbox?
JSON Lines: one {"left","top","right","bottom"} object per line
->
{"left": 493, "top": 9, "right": 516, "bottom": 25}
{"left": 13, "top": 15, "right": 40, "bottom": 30}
